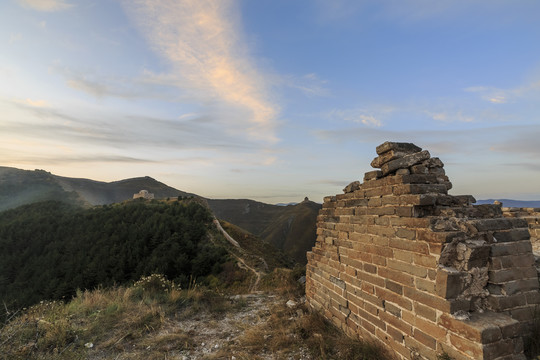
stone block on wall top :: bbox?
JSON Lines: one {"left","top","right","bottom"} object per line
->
{"left": 376, "top": 141, "right": 422, "bottom": 155}
{"left": 380, "top": 150, "right": 431, "bottom": 176}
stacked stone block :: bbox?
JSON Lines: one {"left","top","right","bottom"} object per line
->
{"left": 306, "top": 142, "right": 540, "bottom": 360}
{"left": 502, "top": 207, "right": 540, "bottom": 254}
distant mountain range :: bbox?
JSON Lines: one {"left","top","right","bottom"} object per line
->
{"left": 0, "top": 166, "right": 320, "bottom": 264}
{"left": 475, "top": 199, "right": 540, "bottom": 208}
{"left": 0, "top": 166, "right": 192, "bottom": 211}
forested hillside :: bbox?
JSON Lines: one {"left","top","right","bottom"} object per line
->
{"left": 207, "top": 198, "right": 321, "bottom": 263}
{"left": 0, "top": 167, "right": 193, "bottom": 211}
{"left": 0, "top": 200, "right": 227, "bottom": 309}
{"left": 0, "top": 167, "right": 86, "bottom": 211}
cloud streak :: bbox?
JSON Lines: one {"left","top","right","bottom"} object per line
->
{"left": 465, "top": 80, "right": 540, "bottom": 104}
{"left": 123, "top": 0, "right": 279, "bottom": 143}
{"left": 18, "top": 0, "right": 73, "bottom": 12}
{"left": 314, "top": 123, "right": 540, "bottom": 158}
{"left": 1, "top": 99, "right": 258, "bottom": 153}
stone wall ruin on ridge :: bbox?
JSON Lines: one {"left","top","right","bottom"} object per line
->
{"left": 306, "top": 142, "right": 540, "bottom": 360}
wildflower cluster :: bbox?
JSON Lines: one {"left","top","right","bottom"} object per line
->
{"left": 133, "top": 274, "right": 181, "bottom": 294}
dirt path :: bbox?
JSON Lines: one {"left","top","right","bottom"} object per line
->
{"left": 212, "top": 218, "right": 265, "bottom": 292}
{"left": 213, "top": 219, "right": 240, "bottom": 248}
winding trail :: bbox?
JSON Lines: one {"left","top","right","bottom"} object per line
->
{"left": 212, "top": 218, "right": 265, "bottom": 292}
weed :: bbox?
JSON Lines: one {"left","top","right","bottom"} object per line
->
{"left": 259, "top": 267, "right": 305, "bottom": 297}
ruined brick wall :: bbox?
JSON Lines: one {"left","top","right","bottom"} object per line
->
{"left": 502, "top": 207, "right": 540, "bottom": 255}
{"left": 306, "top": 142, "right": 540, "bottom": 360}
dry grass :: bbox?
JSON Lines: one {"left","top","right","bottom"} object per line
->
{"left": 1, "top": 272, "right": 390, "bottom": 360}
{"left": 259, "top": 266, "right": 306, "bottom": 297}
{"left": 225, "top": 300, "right": 389, "bottom": 360}
{"left": 0, "top": 274, "right": 229, "bottom": 360}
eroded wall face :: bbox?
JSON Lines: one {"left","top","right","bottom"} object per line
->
{"left": 503, "top": 207, "right": 540, "bottom": 255}
{"left": 306, "top": 142, "right": 540, "bottom": 360}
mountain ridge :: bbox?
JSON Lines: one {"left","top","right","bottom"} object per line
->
{"left": 0, "top": 166, "right": 321, "bottom": 263}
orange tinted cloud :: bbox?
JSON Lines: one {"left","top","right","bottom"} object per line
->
{"left": 124, "top": 0, "right": 279, "bottom": 143}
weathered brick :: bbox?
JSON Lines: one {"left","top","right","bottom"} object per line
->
{"left": 413, "top": 253, "right": 437, "bottom": 268}
{"left": 417, "top": 229, "right": 464, "bottom": 243}
{"left": 378, "top": 267, "right": 414, "bottom": 287}
{"left": 414, "top": 302, "right": 437, "bottom": 322}
{"left": 411, "top": 315, "right": 447, "bottom": 342}
{"left": 376, "top": 287, "right": 413, "bottom": 311}
{"left": 393, "top": 249, "right": 413, "bottom": 263}
{"left": 363, "top": 263, "right": 377, "bottom": 274}
{"left": 385, "top": 279, "right": 403, "bottom": 295}
{"left": 380, "top": 310, "right": 412, "bottom": 335}
{"left": 393, "top": 183, "right": 448, "bottom": 196}
{"left": 487, "top": 293, "right": 527, "bottom": 311}
{"left": 395, "top": 227, "right": 416, "bottom": 239}
{"left": 376, "top": 141, "right": 422, "bottom": 155}
{"left": 389, "top": 237, "right": 429, "bottom": 254}
{"left": 404, "top": 286, "right": 452, "bottom": 313}
{"left": 488, "top": 267, "right": 537, "bottom": 283}
{"left": 413, "top": 328, "right": 437, "bottom": 350}
{"left": 436, "top": 268, "right": 464, "bottom": 299}
{"left": 449, "top": 333, "right": 483, "bottom": 359}
{"left": 388, "top": 258, "right": 428, "bottom": 278}
{"left": 386, "top": 324, "right": 405, "bottom": 342}
{"left": 483, "top": 338, "right": 523, "bottom": 359}
{"left": 416, "top": 278, "right": 435, "bottom": 293}
{"left": 381, "top": 150, "right": 431, "bottom": 175}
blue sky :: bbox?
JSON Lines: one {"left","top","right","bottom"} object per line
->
{"left": 1, "top": 0, "right": 539, "bottom": 203}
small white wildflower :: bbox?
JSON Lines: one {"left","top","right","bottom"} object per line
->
{"left": 84, "top": 342, "right": 94, "bottom": 348}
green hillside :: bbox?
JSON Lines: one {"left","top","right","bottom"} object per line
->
{"left": 0, "top": 199, "right": 226, "bottom": 309}
{"left": 0, "top": 167, "right": 193, "bottom": 212}
{"left": 207, "top": 198, "right": 321, "bottom": 264}
{"left": 53, "top": 174, "right": 193, "bottom": 205}
{"left": 0, "top": 167, "right": 86, "bottom": 211}
{"left": 259, "top": 200, "right": 320, "bottom": 264}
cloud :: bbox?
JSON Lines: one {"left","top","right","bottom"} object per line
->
{"left": 283, "top": 73, "right": 330, "bottom": 97}
{"left": 327, "top": 108, "right": 384, "bottom": 127}
{"left": 2, "top": 154, "right": 158, "bottom": 165}
{"left": 122, "top": 0, "right": 279, "bottom": 143}
{"left": 425, "top": 111, "right": 474, "bottom": 123}
{"left": 310, "top": 179, "right": 349, "bottom": 187}
{"left": 55, "top": 67, "right": 179, "bottom": 101}
{"left": 2, "top": 99, "right": 257, "bottom": 152}
{"left": 25, "top": 98, "right": 49, "bottom": 107}
{"left": 465, "top": 80, "right": 540, "bottom": 104}
{"left": 489, "top": 127, "right": 540, "bottom": 158}
{"left": 9, "top": 33, "right": 23, "bottom": 44}
{"left": 18, "top": 0, "right": 73, "bottom": 12}
{"left": 313, "top": 123, "right": 540, "bottom": 158}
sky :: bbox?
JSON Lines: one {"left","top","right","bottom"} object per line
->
{"left": 1, "top": 0, "right": 540, "bottom": 203}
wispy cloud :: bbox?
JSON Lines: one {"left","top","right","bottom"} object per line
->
{"left": 122, "top": 0, "right": 279, "bottom": 143}
{"left": 284, "top": 73, "right": 330, "bottom": 97}
{"left": 314, "top": 123, "right": 540, "bottom": 158}
{"left": 425, "top": 110, "right": 474, "bottom": 123}
{"left": 25, "top": 98, "right": 49, "bottom": 107}
{"left": 9, "top": 33, "right": 23, "bottom": 44}
{"left": 18, "top": 0, "right": 73, "bottom": 12}
{"left": 327, "top": 108, "right": 386, "bottom": 127}
{"left": 2, "top": 108, "right": 250, "bottom": 152}
{"left": 465, "top": 80, "right": 540, "bottom": 104}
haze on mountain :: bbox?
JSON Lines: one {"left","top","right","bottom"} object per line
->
{"left": 0, "top": 166, "right": 320, "bottom": 264}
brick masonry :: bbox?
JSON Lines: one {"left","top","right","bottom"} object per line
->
{"left": 501, "top": 206, "right": 540, "bottom": 255}
{"left": 306, "top": 142, "right": 540, "bottom": 360}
